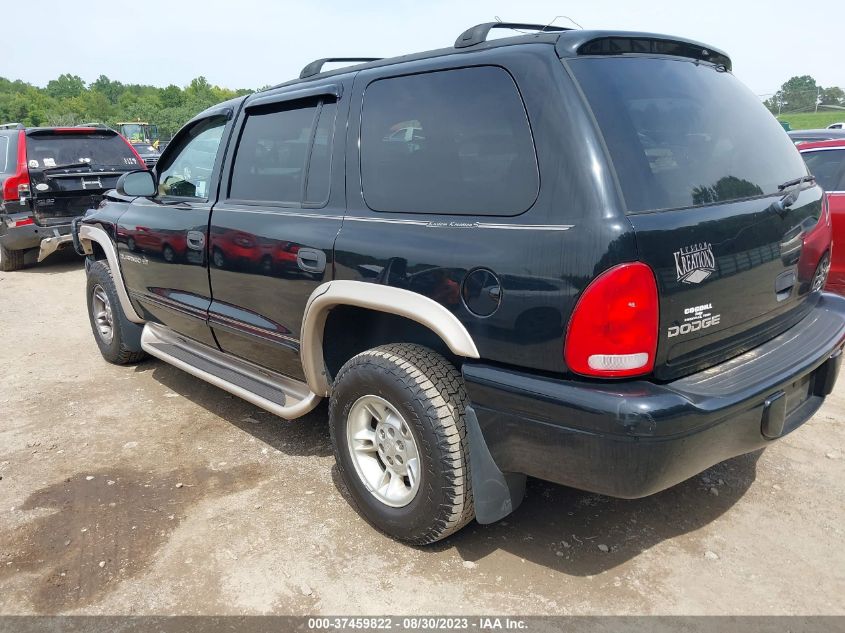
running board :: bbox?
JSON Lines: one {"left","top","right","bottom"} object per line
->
{"left": 140, "top": 323, "right": 320, "bottom": 419}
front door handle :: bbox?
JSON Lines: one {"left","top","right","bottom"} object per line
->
{"left": 296, "top": 248, "right": 326, "bottom": 273}
{"left": 186, "top": 231, "right": 205, "bottom": 250}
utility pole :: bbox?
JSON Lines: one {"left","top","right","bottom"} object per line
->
{"left": 816, "top": 86, "right": 821, "bottom": 113}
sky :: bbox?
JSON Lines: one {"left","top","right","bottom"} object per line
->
{"left": 1, "top": 0, "right": 841, "bottom": 98}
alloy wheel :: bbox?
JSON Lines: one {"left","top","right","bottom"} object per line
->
{"left": 812, "top": 254, "right": 831, "bottom": 292}
{"left": 91, "top": 285, "right": 114, "bottom": 344}
{"left": 346, "top": 394, "right": 421, "bottom": 507}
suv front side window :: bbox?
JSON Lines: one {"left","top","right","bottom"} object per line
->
{"left": 157, "top": 117, "right": 226, "bottom": 199}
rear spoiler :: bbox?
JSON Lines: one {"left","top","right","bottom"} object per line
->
{"left": 556, "top": 30, "right": 732, "bottom": 71}
{"left": 26, "top": 127, "right": 119, "bottom": 137}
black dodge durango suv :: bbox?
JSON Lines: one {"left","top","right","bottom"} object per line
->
{"left": 75, "top": 23, "right": 845, "bottom": 544}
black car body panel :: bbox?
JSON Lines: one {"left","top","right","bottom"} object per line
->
{"left": 332, "top": 45, "right": 636, "bottom": 374}
{"left": 76, "top": 27, "right": 844, "bottom": 507}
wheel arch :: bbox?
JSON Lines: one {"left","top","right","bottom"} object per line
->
{"left": 301, "top": 280, "right": 480, "bottom": 396}
{"left": 78, "top": 223, "right": 145, "bottom": 324}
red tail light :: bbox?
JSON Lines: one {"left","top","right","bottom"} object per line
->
{"left": 564, "top": 262, "right": 659, "bottom": 378}
{"left": 2, "top": 130, "right": 30, "bottom": 202}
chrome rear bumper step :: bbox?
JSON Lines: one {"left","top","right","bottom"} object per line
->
{"left": 37, "top": 233, "right": 74, "bottom": 262}
{"left": 141, "top": 323, "right": 320, "bottom": 419}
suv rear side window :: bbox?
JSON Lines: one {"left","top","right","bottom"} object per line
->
{"left": 360, "top": 66, "right": 539, "bottom": 215}
{"left": 0, "top": 135, "right": 10, "bottom": 173}
{"left": 229, "top": 99, "right": 336, "bottom": 205}
{"left": 569, "top": 57, "right": 809, "bottom": 213}
{"left": 802, "top": 149, "right": 845, "bottom": 192}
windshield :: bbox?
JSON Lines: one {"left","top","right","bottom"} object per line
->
{"left": 569, "top": 57, "right": 809, "bottom": 213}
{"left": 25, "top": 133, "right": 141, "bottom": 169}
{"left": 120, "top": 124, "right": 147, "bottom": 142}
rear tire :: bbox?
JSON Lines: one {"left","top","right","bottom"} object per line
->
{"left": 0, "top": 242, "right": 26, "bottom": 272}
{"left": 86, "top": 260, "right": 146, "bottom": 365}
{"left": 329, "top": 343, "right": 475, "bottom": 544}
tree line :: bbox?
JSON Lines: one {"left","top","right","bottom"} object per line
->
{"left": 3, "top": 72, "right": 843, "bottom": 137}
{"left": 0, "top": 74, "right": 254, "bottom": 138}
{"left": 764, "top": 75, "right": 845, "bottom": 115}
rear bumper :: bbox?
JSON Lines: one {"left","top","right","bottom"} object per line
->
{"left": 464, "top": 293, "right": 845, "bottom": 498}
{"left": 0, "top": 217, "right": 73, "bottom": 252}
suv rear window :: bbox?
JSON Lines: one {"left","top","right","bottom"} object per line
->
{"left": 360, "top": 66, "right": 539, "bottom": 215}
{"left": 25, "top": 132, "right": 140, "bottom": 169}
{"left": 569, "top": 57, "right": 808, "bottom": 213}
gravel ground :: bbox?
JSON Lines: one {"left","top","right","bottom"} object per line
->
{"left": 0, "top": 253, "right": 843, "bottom": 616}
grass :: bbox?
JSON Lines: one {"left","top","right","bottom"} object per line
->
{"left": 776, "top": 111, "right": 845, "bottom": 130}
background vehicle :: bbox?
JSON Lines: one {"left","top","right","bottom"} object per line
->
{"left": 0, "top": 123, "right": 144, "bottom": 270}
{"left": 799, "top": 138, "right": 845, "bottom": 293}
{"left": 117, "top": 121, "right": 160, "bottom": 147}
{"left": 788, "top": 128, "right": 845, "bottom": 144}
{"left": 76, "top": 23, "right": 845, "bottom": 545}
{"left": 131, "top": 142, "right": 161, "bottom": 168}
{"left": 827, "top": 122, "right": 845, "bottom": 130}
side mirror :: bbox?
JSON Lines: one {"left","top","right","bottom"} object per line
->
{"left": 116, "top": 170, "right": 157, "bottom": 197}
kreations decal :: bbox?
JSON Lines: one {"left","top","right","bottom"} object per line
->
{"left": 673, "top": 242, "right": 716, "bottom": 284}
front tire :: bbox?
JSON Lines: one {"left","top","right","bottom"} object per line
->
{"left": 86, "top": 260, "right": 146, "bottom": 365}
{"left": 0, "top": 242, "right": 26, "bottom": 272}
{"left": 329, "top": 343, "right": 475, "bottom": 544}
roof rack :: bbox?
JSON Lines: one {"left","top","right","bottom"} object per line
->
{"left": 455, "top": 22, "right": 571, "bottom": 48}
{"left": 0, "top": 122, "right": 25, "bottom": 130}
{"left": 300, "top": 57, "right": 382, "bottom": 79}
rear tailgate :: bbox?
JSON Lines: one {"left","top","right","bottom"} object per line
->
{"left": 568, "top": 54, "right": 829, "bottom": 380}
{"left": 628, "top": 189, "right": 826, "bottom": 379}
{"left": 25, "top": 128, "right": 142, "bottom": 226}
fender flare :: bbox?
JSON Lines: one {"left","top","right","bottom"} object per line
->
{"left": 300, "top": 280, "right": 480, "bottom": 396}
{"left": 78, "top": 224, "right": 145, "bottom": 324}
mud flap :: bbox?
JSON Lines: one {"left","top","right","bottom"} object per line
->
{"left": 465, "top": 405, "right": 526, "bottom": 524}
{"left": 22, "top": 248, "right": 39, "bottom": 267}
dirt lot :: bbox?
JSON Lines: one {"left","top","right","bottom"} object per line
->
{"left": 1, "top": 253, "right": 844, "bottom": 616}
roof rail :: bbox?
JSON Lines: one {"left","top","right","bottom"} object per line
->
{"left": 0, "top": 122, "right": 24, "bottom": 130}
{"left": 455, "top": 22, "right": 570, "bottom": 48}
{"left": 300, "top": 57, "right": 382, "bottom": 79}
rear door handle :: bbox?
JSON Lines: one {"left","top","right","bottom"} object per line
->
{"left": 186, "top": 231, "right": 205, "bottom": 250}
{"left": 296, "top": 248, "right": 326, "bottom": 273}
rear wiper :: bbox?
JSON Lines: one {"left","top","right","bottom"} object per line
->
{"left": 42, "top": 161, "right": 95, "bottom": 172}
{"left": 778, "top": 175, "right": 815, "bottom": 191}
